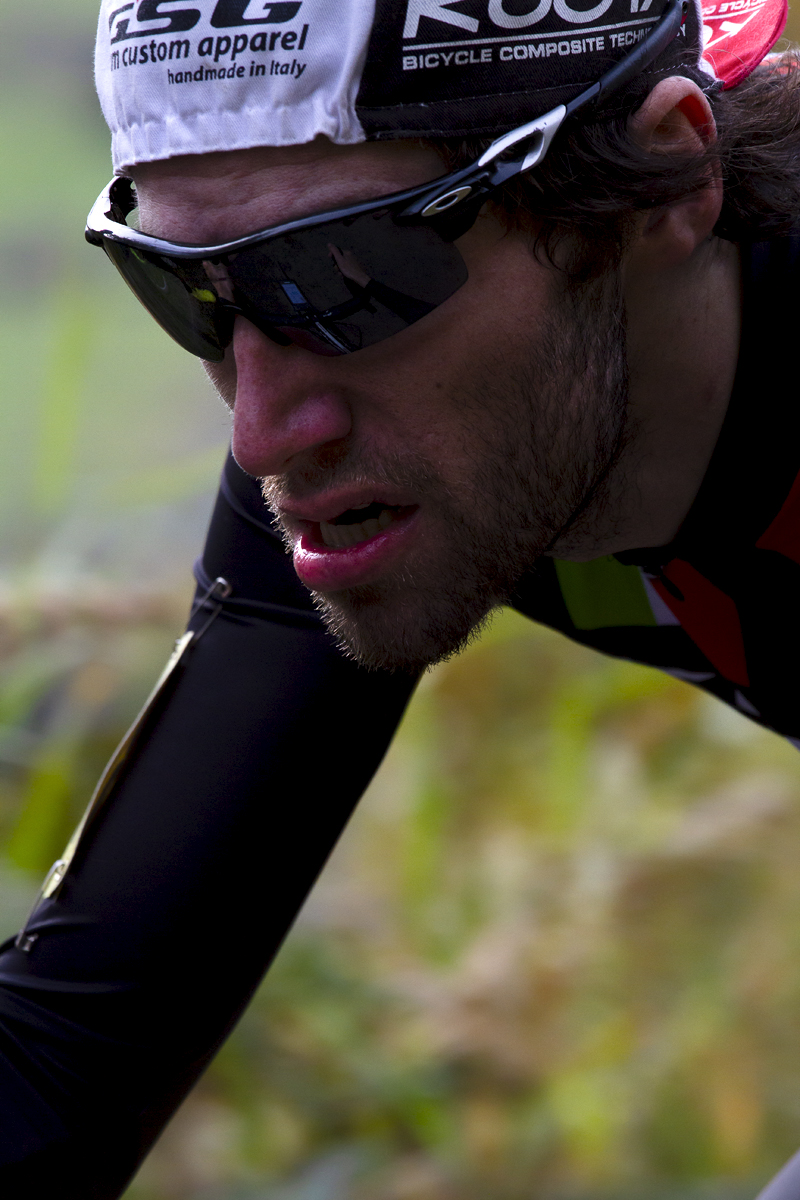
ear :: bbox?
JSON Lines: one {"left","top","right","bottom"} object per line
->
{"left": 627, "top": 76, "right": 722, "bottom": 271}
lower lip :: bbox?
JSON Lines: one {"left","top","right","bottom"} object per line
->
{"left": 293, "top": 510, "right": 419, "bottom": 591}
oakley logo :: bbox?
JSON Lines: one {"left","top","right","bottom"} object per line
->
{"left": 403, "top": 0, "right": 615, "bottom": 38}
{"left": 421, "top": 185, "right": 473, "bottom": 216}
{"left": 109, "top": 0, "right": 301, "bottom": 42}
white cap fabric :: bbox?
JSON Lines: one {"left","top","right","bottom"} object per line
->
{"left": 96, "top": 0, "right": 376, "bottom": 172}
{"left": 95, "top": 0, "right": 782, "bottom": 175}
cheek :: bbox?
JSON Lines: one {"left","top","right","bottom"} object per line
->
{"left": 202, "top": 347, "right": 237, "bottom": 408}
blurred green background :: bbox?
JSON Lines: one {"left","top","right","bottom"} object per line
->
{"left": 3, "top": 3, "right": 800, "bottom": 1197}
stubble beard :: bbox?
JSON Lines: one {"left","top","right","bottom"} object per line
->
{"left": 263, "top": 270, "right": 630, "bottom": 675}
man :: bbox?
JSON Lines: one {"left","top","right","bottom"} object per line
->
{"left": 1, "top": 0, "right": 800, "bottom": 1195}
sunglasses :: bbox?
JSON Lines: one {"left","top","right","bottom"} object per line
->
{"left": 86, "top": 0, "right": 686, "bottom": 361}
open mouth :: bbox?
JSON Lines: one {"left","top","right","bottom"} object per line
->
{"left": 314, "top": 502, "right": 417, "bottom": 549}
{"left": 293, "top": 499, "right": 421, "bottom": 591}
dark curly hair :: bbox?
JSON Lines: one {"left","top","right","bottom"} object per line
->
{"left": 428, "top": 39, "right": 800, "bottom": 275}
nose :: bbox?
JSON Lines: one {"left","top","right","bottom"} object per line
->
{"left": 230, "top": 317, "right": 353, "bottom": 477}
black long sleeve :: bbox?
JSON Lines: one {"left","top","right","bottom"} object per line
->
{"left": 0, "top": 453, "right": 417, "bottom": 1197}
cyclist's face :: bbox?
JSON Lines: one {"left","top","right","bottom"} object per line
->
{"left": 134, "top": 140, "right": 629, "bottom": 671}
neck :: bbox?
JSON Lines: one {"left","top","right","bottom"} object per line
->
{"left": 551, "top": 235, "right": 742, "bottom": 561}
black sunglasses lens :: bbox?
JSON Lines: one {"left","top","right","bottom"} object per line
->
{"left": 101, "top": 204, "right": 469, "bottom": 358}
{"left": 103, "top": 240, "right": 231, "bottom": 362}
{"left": 226, "top": 208, "right": 469, "bottom": 354}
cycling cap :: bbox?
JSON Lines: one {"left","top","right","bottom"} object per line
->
{"left": 95, "top": 0, "right": 787, "bottom": 173}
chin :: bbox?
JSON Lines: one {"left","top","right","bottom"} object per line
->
{"left": 312, "top": 581, "right": 498, "bottom": 675}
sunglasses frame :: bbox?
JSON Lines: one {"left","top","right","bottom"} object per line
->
{"left": 86, "top": 0, "right": 688, "bottom": 349}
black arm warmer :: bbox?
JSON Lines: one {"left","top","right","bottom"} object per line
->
{"left": 0, "top": 454, "right": 417, "bottom": 1198}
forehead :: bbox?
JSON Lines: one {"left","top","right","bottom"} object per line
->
{"left": 131, "top": 137, "right": 447, "bottom": 243}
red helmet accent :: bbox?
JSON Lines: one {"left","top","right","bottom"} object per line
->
{"left": 701, "top": 0, "right": 788, "bottom": 88}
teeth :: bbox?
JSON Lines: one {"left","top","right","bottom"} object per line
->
{"left": 319, "top": 508, "right": 394, "bottom": 548}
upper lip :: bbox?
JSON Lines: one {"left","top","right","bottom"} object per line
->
{"left": 279, "top": 487, "right": 419, "bottom": 525}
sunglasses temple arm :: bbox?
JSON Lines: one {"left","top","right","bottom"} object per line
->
{"left": 477, "top": 0, "right": 687, "bottom": 183}
{"left": 565, "top": 0, "right": 688, "bottom": 117}
{"left": 402, "top": 0, "right": 688, "bottom": 221}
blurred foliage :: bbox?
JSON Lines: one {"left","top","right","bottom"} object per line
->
{"left": 4, "top": 3, "right": 800, "bottom": 1200}
{"left": 127, "top": 621, "right": 800, "bottom": 1200}
{"left": 0, "top": 0, "right": 229, "bottom": 567}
